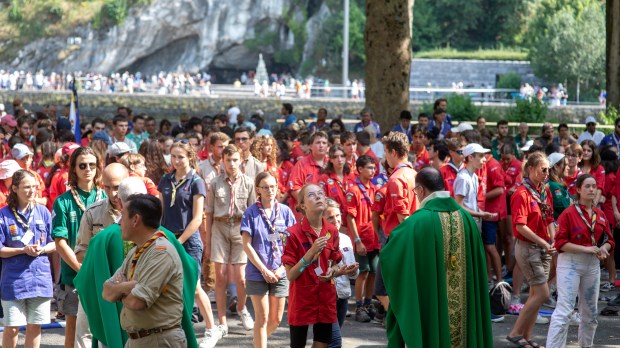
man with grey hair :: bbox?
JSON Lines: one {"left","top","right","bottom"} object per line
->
{"left": 74, "top": 178, "right": 202, "bottom": 348}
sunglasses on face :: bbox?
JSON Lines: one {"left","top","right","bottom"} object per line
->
{"left": 78, "top": 162, "right": 97, "bottom": 170}
{"left": 456, "top": 150, "right": 464, "bottom": 155}
{"left": 235, "top": 137, "right": 250, "bottom": 142}
{"left": 173, "top": 139, "right": 188, "bottom": 144}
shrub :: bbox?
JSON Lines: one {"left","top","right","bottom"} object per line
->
{"left": 497, "top": 72, "right": 522, "bottom": 90}
{"left": 507, "top": 98, "right": 548, "bottom": 123}
{"left": 413, "top": 48, "right": 528, "bottom": 61}
{"left": 600, "top": 106, "right": 620, "bottom": 126}
{"left": 8, "top": 0, "right": 23, "bottom": 22}
{"left": 445, "top": 93, "right": 480, "bottom": 121}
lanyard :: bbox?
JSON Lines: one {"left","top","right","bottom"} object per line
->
{"left": 355, "top": 178, "right": 372, "bottom": 204}
{"left": 394, "top": 163, "right": 413, "bottom": 172}
{"left": 256, "top": 199, "right": 281, "bottom": 257}
{"left": 574, "top": 204, "right": 597, "bottom": 246}
{"left": 333, "top": 175, "right": 347, "bottom": 195}
{"left": 12, "top": 204, "right": 34, "bottom": 234}
{"left": 209, "top": 157, "right": 220, "bottom": 175}
{"left": 129, "top": 230, "right": 167, "bottom": 280}
{"left": 170, "top": 172, "right": 191, "bottom": 207}
{"left": 71, "top": 188, "right": 102, "bottom": 212}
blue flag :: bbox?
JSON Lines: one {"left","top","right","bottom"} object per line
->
{"left": 70, "top": 78, "right": 81, "bottom": 144}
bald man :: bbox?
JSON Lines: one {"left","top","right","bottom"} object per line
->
{"left": 74, "top": 163, "right": 128, "bottom": 348}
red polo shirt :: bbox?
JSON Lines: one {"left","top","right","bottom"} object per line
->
{"left": 511, "top": 185, "right": 554, "bottom": 242}
{"left": 439, "top": 163, "right": 461, "bottom": 197}
{"left": 346, "top": 180, "right": 380, "bottom": 251}
{"left": 589, "top": 165, "right": 605, "bottom": 190}
{"left": 412, "top": 146, "right": 429, "bottom": 171}
{"left": 278, "top": 160, "right": 294, "bottom": 194}
{"left": 564, "top": 169, "right": 582, "bottom": 197}
{"left": 318, "top": 172, "right": 355, "bottom": 224}
{"left": 555, "top": 205, "right": 615, "bottom": 252}
{"left": 601, "top": 172, "right": 617, "bottom": 227}
{"left": 476, "top": 162, "right": 488, "bottom": 212}
{"left": 372, "top": 186, "right": 387, "bottom": 214}
{"left": 288, "top": 154, "right": 325, "bottom": 220}
{"left": 485, "top": 156, "right": 507, "bottom": 221}
{"left": 282, "top": 218, "right": 342, "bottom": 326}
{"left": 383, "top": 163, "right": 418, "bottom": 236}
{"left": 503, "top": 158, "right": 522, "bottom": 194}
{"left": 291, "top": 145, "right": 306, "bottom": 164}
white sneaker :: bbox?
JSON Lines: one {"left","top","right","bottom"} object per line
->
{"left": 569, "top": 311, "right": 581, "bottom": 326}
{"left": 543, "top": 297, "right": 557, "bottom": 309}
{"left": 200, "top": 327, "right": 223, "bottom": 348}
{"left": 240, "top": 308, "right": 254, "bottom": 330}
{"left": 217, "top": 324, "right": 228, "bottom": 338}
{"left": 536, "top": 314, "right": 550, "bottom": 324}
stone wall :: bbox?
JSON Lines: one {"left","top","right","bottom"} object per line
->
{"left": 0, "top": 90, "right": 603, "bottom": 126}
{"left": 410, "top": 58, "right": 538, "bottom": 88}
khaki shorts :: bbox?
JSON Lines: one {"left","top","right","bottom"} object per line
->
{"left": 210, "top": 221, "right": 247, "bottom": 264}
{"left": 125, "top": 327, "right": 186, "bottom": 348}
{"left": 515, "top": 239, "right": 551, "bottom": 286}
{"left": 2, "top": 297, "right": 51, "bottom": 326}
{"left": 57, "top": 284, "right": 79, "bottom": 316}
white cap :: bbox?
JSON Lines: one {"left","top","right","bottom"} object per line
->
{"left": 0, "top": 160, "right": 22, "bottom": 180}
{"left": 11, "top": 143, "right": 34, "bottom": 160}
{"left": 462, "top": 143, "right": 490, "bottom": 157}
{"left": 548, "top": 152, "right": 565, "bottom": 168}
{"left": 452, "top": 123, "right": 474, "bottom": 133}
{"left": 107, "top": 142, "right": 131, "bottom": 157}
{"left": 585, "top": 116, "right": 597, "bottom": 125}
{"left": 520, "top": 140, "right": 535, "bottom": 152}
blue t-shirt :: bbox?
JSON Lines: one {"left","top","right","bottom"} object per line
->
{"left": 0, "top": 204, "right": 54, "bottom": 300}
{"left": 240, "top": 203, "right": 296, "bottom": 281}
{"left": 158, "top": 170, "right": 207, "bottom": 237}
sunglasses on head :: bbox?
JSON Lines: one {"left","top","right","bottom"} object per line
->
{"left": 78, "top": 162, "right": 97, "bottom": 170}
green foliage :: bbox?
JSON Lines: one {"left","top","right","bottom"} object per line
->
{"left": 312, "top": 0, "right": 366, "bottom": 80}
{"left": 445, "top": 94, "right": 480, "bottom": 121}
{"left": 527, "top": 0, "right": 605, "bottom": 87}
{"left": 497, "top": 73, "right": 522, "bottom": 89}
{"left": 102, "top": 0, "right": 127, "bottom": 25}
{"left": 8, "top": 0, "right": 23, "bottom": 22}
{"left": 412, "top": 0, "right": 528, "bottom": 51}
{"left": 507, "top": 98, "right": 548, "bottom": 123}
{"left": 413, "top": 49, "right": 527, "bottom": 61}
{"left": 600, "top": 107, "right": 620, "bottom": 126}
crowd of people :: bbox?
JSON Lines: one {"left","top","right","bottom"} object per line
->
{"left": 0, "top": 95, "right": 618, "bottom": 348}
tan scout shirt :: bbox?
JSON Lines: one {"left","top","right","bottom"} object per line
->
{"left": 117, "top": 236, "right": 184, "bottom": 332}
{"left": 206, "top": 173, "right": 256, "bottom": 218}
{"left": 199, "top": 156, "right": 224, "bottom": 187}
{"left": 240, "top": 155, "right": 265, "bottom": 180}
{"left": 75, "top": 199, "right": 121, "bottom": 256}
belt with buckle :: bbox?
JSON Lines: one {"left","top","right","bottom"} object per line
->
{"left": 127, "top": 325, "right": 180, "bottom": 339}
{"left": 213, "top": 216, "right": 242, "bottom": 223}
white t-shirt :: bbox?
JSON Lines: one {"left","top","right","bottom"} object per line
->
{"left": 335, "top": 233, "right": 358, "bottom": 299}
{"left": 453, "top": 168, "right": 479, "bottom": 213}
{"left": 577, "top": 130, "right": 605, "bottom": 146}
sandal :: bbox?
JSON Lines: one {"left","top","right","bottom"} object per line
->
{"left": 527, "top": 340, "right": 544, "bottom": 348}
{"left": 506, "top": 335, "right": 533, "bottom": 347}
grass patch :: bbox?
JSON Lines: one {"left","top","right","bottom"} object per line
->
{"left": 414, "top": 48, "right": 528, "bottom": 61}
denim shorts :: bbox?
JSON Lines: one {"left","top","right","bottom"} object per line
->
{"left": 481, "top": 221, "right": 498, "bottom": 245}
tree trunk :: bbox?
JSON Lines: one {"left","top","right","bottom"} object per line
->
{"left": 364, "top": 0, "right": 414, "bottom": 133}
{"left": 608, "top": 0, "right": 620, "bottom": 109}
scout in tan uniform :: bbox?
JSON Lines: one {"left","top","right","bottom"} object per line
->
{"left": 103, "top": 194, "right": 185, "bottom": 348}
{"left": 74, "top": 163, "right": 128, "bottom": 348}
{"left": 206, "top": 144, "right": 256, "bottom": 334}
{"left": 198, "top": 132, "right": 230, "bottom": 296}
{"left": 234, "top": 127, "right": 265, "bottom": 180}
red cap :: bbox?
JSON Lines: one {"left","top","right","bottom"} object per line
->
{"left": 62, "top": 142, "right": 80, "bottom": 157}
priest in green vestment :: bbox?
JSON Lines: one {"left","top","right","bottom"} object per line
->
{"left": 73, "top": 181, "right": 198, "bottom": 348}
{"left": 381, "top": 167, "right": 493, "bottom": 348}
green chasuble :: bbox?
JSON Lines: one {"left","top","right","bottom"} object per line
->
{"left": 73, "top": 225, "right": 198, "bottom": 348}
{"left": 380, "top": 194, "right": 493, "bottom": 348}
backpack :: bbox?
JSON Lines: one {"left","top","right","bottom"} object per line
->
{"left": 489, "top": 281, "right": 512, "bottom": 315}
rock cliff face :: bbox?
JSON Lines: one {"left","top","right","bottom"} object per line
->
{"left": 11, "top": 0, "right": 326, "bottom": 74}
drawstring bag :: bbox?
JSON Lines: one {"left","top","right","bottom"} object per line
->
{"left": 489, "top": 281, "right": 512, "bottom": 315}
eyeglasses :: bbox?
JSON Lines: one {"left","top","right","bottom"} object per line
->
{"left": 259, "top": 185, "right": 278, "bottom": 191}
{"left": 565, "top": 154, "right": 577, "bottom": 158}
{"left": 363, "top": 166, "right": 376, "bottom": 171}
{"left": 78, "top": 162, "right": 97, "bottom": 170}
{"left": 306, "top": 191, "right": 325, "bottom": 200}
{"left": 235, "top": 137, "right": 250, "bottom": 143}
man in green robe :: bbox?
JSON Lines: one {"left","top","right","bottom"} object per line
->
{"left": 381, "top": 167, "right": 493, "bottom": 348}
{"left": 73, "top": 179, "right": 198, "bottom": 348}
